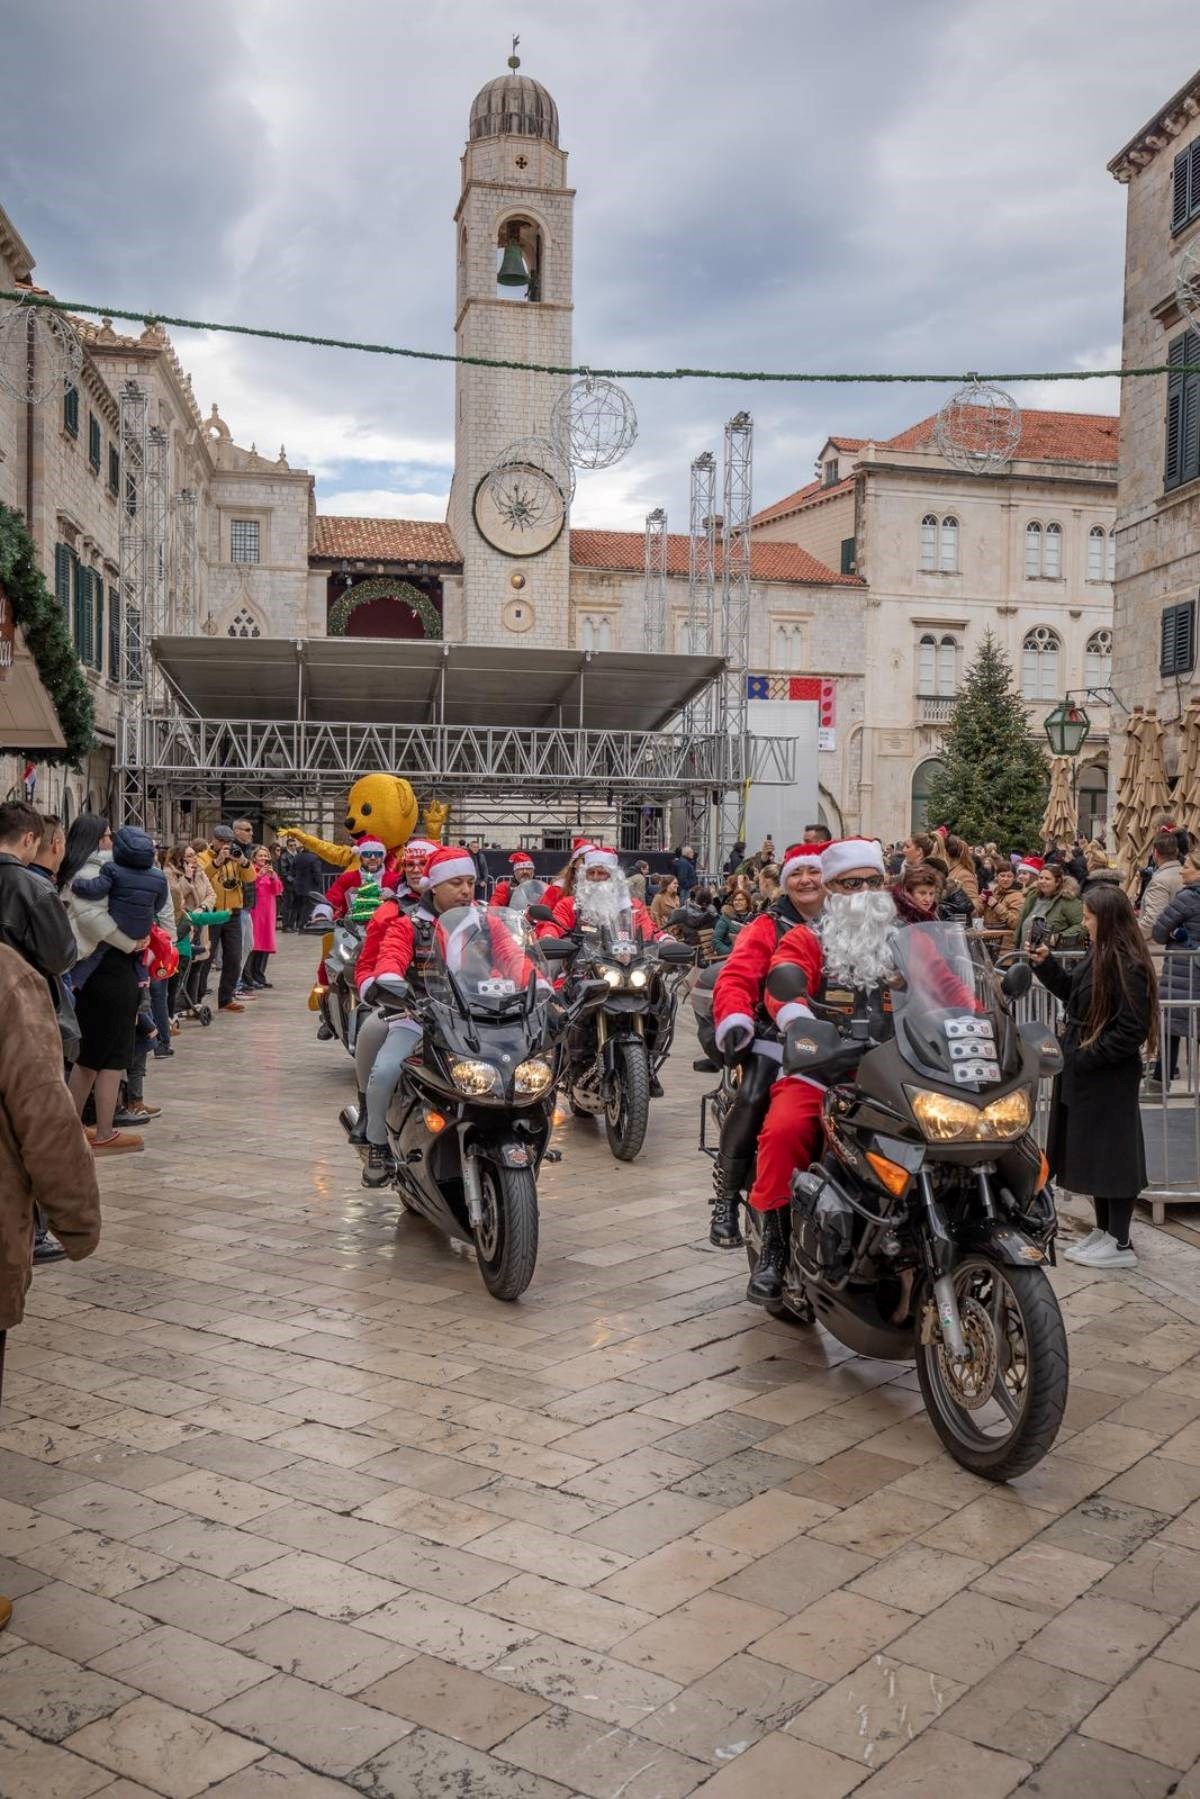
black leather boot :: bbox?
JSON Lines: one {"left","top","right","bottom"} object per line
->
{"left": 708, "top": 1168, "right": 743, "bottom": 1249}
{"left": 746, "top": 1207, "right": 789, "bottom": 1304}
{"left": 348, "top": 1092, "right": 368, "bottom": 1145}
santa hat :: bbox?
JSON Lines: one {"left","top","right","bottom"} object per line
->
{"left": 509, "top": 850, "right": 536, "bottom": 868}
{"left": 820, "top": 837, "right": 887, "bottom": 885}
{"left": 581, "top": 846, "right": 619, "bottom": 873}
{"left": 402, "top": 836, "right": 437, "bottom": 865}
{"left": 779, "top": 843, "right": 823, "bottom": 883}
{"left": 420, "top": 845, "right": 477, "bottom": 891}
{"left": 571, "top": 837, "right": 595, "bottom": 854}
{"left": 1016, "top": 855, "right": 1044, "bottom": 878}
{"left": 356, "top": 838, "right": 386, "bottom": 857}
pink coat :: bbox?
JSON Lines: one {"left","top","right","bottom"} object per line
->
{"left": 252, "top": 869, "right": 283, "bottom": 954}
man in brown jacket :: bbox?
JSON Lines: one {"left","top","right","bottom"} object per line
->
{"left": 0, "top": 942, "right": 101, "bottom": 1630}
{"left": 980, "top": 865, "right": 1026, "bottom": 948}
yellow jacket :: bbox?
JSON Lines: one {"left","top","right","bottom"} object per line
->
{"left": 199, "top": 848, "right": 256, "bottom": 914}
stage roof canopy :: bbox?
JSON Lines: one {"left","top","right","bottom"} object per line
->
{"left": 151, "top": 637, "right": 725, "bottom": 734}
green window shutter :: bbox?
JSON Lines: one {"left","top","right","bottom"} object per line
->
{"left": 63, "top": 384, "right": 79, "bottom": 436}
{"left": 108, "top": 584, "right": 121, "bottom": 679}
{"left": 1174, "top": 148, "right": 1191, "bottom": 231}
{"left": 93, "top": 580, "right": 104, "bottom": 670}
{"left": 1166, "top": 332, "right": 1188, "bottom": 489}
{"left": 88, "top": 412, "right": 101, "bottom": 471}
{"left": 54, "top": 542, "right": 71, "bottom": 618}
{"left": 839, "top": 536, "right": 856, "bottom": 575}
{"left": 108, "top": 444, "right": 120, "bottom": 494}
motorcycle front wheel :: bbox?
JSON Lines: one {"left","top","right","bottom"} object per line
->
{"left": 605, "top": 1038, "right": 650, "bottom": 1162}
{"left": 916, "top": 1258, "right": 1068, "bottom": 1481}
{"left": 474, "top": 1163, "right": 539, "bottom": 1302}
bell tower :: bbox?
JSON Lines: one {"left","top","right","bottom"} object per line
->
{"left": 448, "top": 50, "right": 574, "bottom": 647}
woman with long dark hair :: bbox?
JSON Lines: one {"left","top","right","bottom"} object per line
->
{"left": 1031, "top": 883, "right": 1157, "bottom": 1269}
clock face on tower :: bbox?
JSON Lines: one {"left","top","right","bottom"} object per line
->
{"left": 472, "top": 461, "right": 566, "bottom": 558}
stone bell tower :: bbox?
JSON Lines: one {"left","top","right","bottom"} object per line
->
{"left": 447, "top": 51, "right": 574, "bottom": 648}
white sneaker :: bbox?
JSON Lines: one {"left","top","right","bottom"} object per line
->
{"left": 1064, "top": 1229, "right": 1105, "bottom": 1263}
{"left": 1072, "top": 1233, "right": 1138, "bottom": 1270}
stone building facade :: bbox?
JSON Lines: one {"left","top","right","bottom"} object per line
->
{"left": 752, "top": 413, "right": 1118, "bottom": 840}
{"left": 1107, "top": 69, "right": 1200, "bottom": 797}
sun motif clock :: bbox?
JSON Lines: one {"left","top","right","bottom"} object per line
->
{"left": 473, "top": 443, "right": 569, "bottom": 558}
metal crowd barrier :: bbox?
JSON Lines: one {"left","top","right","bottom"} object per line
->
{"left": 1008, "top": 945, "right": 1200, "bottom": 1223}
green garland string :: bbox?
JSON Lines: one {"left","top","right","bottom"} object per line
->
{"left": 0, "top": 501, "right": 96, "bottom": 766}
{"left": 327, "top": 578, "right": 441, "bottom": 639}
{"left": 3, "top": 290, "right": 1196, "bottom": 383}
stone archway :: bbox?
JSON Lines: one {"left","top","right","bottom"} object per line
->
{"left": 327, "top": 578, "right": 441, "bottom": 640}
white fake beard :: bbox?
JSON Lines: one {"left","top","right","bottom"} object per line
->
{"left": 575, "top": 872, "right": 629, "bottom": 930}
{"left": 821, "top": 890, "right": 899, "bottom": 988}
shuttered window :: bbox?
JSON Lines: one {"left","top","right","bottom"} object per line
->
{"left": 1161, "top": 600, "right": 1196, "bottom": 676}
{"left": 93, "top": 579, "right": 104, "bottom": 670}
{"left": 108, "top": 585, "right": 121, "bottom": 679}
{"left": 54, "top": 543, "right": 71, "bottom": 619}
{"left": 63, "top": 384, "right": 79, "bottom": 437}
{"left": 840, "top": 536, "right": 856, "bottom": 574}
{"left": 88, "top": 412, "right": 101, "bottom": 472}
{"left": 1173, "top": 142, "right": 1200, "bottom": 234}
{"left": 1165, "top": 329, "right": 1200, "bottom": 491}
{"left": 108, "top": 444, "right": 120, "bottom": 495}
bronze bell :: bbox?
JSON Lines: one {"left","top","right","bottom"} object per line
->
{"left": 497, "top": 226, "right": 530, "bottom": 288}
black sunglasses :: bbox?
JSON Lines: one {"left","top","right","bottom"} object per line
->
{"left": 833, "top": 875, "right": 885, "bottom": 892}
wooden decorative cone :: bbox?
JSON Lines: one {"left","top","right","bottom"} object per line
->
{"left": 1041, "top": 757, "right": 1077, "bottom": 847}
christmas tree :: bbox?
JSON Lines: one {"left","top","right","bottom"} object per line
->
{"left": 924, "top": 632, "right": 1048, "bottom": 850}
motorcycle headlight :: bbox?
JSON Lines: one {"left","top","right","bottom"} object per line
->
{"left": 628, "top": 968, "right": 648, "bottom": 989}
{"left": 450, "top": 1059, "right": 501, "bottom": 1096}
{"left": 908, "top": 1086, "right": 1032, "bottom": 1142}
{"left": 514, "top": 1057, "right": 553, "bottom": 1095}
{"left": 600, "top": 966, "right": 623, "bottom": 989}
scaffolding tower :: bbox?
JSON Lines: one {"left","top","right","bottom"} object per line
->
{"left": 116, "top": 382, "right": 148, "bottom": 822}
{"left": 173, "top": 486, "right": 198, "bottom": 637}
{"left": 642, "top": 508, "right": 667, "bottom": 655}
{"left": 718, "top": 411, "right": 753, "bottom": 864}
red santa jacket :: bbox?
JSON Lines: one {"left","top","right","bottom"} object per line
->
{"left": 490, "top": 878, "right": 535, "bottom": 910}
{"left": 712, "top": 904, "right": 811, "bottom": 1047}
{"left": 355, "top": 895, "right": 402, "bottom": 993}
{"left": 327, "top": 864, "right": 401, "bottom": 921}
{"left": 360, "top": 901, "right": 537, "bottom": 993}
{"left": 537, "top": 893, "right": 664, "bottom": 942}
{"left": 762, "top": 917, "right": 981, "bottom": 1034}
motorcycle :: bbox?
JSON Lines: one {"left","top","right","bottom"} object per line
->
{"left": 366, "top": 906, "right": 589, "bottom": 1301}
{"left": 740, "top": 921, "right": 1068, "bottom": 1481}
{"left": 530, "top": 902, "right": 694, "bottom": 1161}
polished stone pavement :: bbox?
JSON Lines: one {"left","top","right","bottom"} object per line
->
{"left": 4, "top": 937, "right": 1200, "bottom": 1796}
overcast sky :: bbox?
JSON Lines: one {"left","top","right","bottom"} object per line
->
{"left": 1, "top": 1, "right": 1194, "bottom": 534}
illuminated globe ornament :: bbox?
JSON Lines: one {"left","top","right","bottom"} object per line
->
{"left": 1177, "top": 238, "right": 1200, "bottom": 332}
{"left": 0, "top": 299, "right": 83, "bottom": 407}
{"left": 933, "top": 376, "right": 1023, "bottom": 475}
{"left": 550, "top": 375, "right": 638, "bottom": 470}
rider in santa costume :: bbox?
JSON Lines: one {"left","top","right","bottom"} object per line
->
{"left": 491, "top": 851, "right": 537, "bottom": 910}
{"left": 536, "top": 846, "right": 662, "bottom": 941}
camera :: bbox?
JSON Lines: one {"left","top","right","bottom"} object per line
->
{"left": 1027, "top": 917, "right": 1049, "bottom": 949}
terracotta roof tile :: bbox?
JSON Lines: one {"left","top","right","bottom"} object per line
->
{"left": 750, "top": 474, "right": 855, "bottom": 527}
{"left": 881, "top": 408, "right": 1118, "bottom": 464}
{"left": 312, "top": 515, "right": 461, "bottom": 565}
{"left": 568, "top": 529, "right": 861, "bottom": 586}
{"left": 828, "top": 436, "right": 867, "bottom": 452}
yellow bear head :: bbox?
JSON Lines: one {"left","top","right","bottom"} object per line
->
{"left": 344, "top": 773, "right": 418, "bottom": 851}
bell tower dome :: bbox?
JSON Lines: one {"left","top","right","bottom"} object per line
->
{"left": 448, "top": 48, "right": 574, "bottom": 647}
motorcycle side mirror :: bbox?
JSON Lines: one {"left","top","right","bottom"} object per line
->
{"left": 782, "top": 1017, "right": 844, "bottom": 1075}
{"left": 539, "top": 938, "right": 576, "bottom": 961}
{"left": 527, "top": 905, "right": 556, "bottom": 924}
{"left": 1001, "top": 961, "right": 1033, "bottom": 999}
{"left": 657, "top": 941, "right": 695, "bottom": 965}
{"left": 766, "top": 964, "right": 810, "bottom": 1003}
{"left": 1018, "top": 1017, "right": 1063, "bottom": 1077}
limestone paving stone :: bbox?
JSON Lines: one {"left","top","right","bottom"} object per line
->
{"left": 65, "top": 1694, "right": 267, "bottom": 1797}
{"left": 90, "top": 1623, "right": 274, "bottom": 1712}
{"left": 0, "top": 1642, "right": 136, "bottom": 1741}
{"left": 0, "top": 1718, "right": 119, "bottom": 1799}
{"left": 209, "top": 1672, "right": 414, "bottom": 1777}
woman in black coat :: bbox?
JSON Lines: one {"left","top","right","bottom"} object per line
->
{"left": 1148, "top": 852, "right": 1200, "bottom": 1093}
{"left": 1031, "top": 883, "right": 1157, "bottom": 1270}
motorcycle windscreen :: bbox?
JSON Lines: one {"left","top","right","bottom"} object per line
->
{"left": 509, "top": 879, "right": 547, "bottom": 909}
{"left": 890, "top": 921, "right": 1021, "bottom": 1091}
{"left": 426, "top": 905, "right": 551, "bottom": 1016}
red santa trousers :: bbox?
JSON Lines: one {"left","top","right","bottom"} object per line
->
{"left": 746, "top": 1076, "right": 825, "bottom": 1214}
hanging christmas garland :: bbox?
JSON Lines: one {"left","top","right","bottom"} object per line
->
{"left": 0, "top": 501, "right": 95, "bottom": 765}
{"left": 327, "top": 577, "right": 442, "bottom": 639}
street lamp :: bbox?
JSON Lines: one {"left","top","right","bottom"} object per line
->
{"left": 1043, "top": 700, "right": 1091, "bottom": 758}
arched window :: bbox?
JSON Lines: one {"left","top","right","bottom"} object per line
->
{"left": 917, "top": 633, "right": 958, "bottom": 696}
{"left": 1043, "top": 522, "right": 1062, "bottom": 579}
{"left": 1087, "top": 525, "right": 1106, "bottom": 582}
{"left": 1021, "top": 626, "right": 1060, "bottom": 700}
{"left": 226, "top": 607, "right": 262, "bottom": 639}
{"left": 920, "top": 514, "right": 938, "bottom": 571}
{"left": 1107, "top": 529, "right": 1116, "bottom": 581}
{"left": 939, "top": 516, "right": 958, "bottom": 574}
{"left": 911, "top": 757, "right": 946, "bottom": 832}
{"left": 1024, "top": 521, "right": 1042, "bottom": 578}
{"left": 1085, "top": 627, "right": 1113, "bottom": 689}
{"left": 773, "top": 622, "right": 806, "bottom": 671}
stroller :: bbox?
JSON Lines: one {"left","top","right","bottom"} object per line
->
{"left": 173, "top": 906, "right": 230, "bottom": 1028}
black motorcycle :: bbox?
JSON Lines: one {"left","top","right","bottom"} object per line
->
{"left": 366, "top": 906, "right": 587, "bottom": 1301}
{"left": 741, "top": 922, "right": 1068, "bottom": 1481}
{"left": 530, "top": 903, "right": 694, "bottom": 1161}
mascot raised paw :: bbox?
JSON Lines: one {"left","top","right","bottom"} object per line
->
{"left": 280, "top": 773, "right": 418, "bottom": 876}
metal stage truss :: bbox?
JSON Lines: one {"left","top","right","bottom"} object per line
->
{"left": 118, "top": 637, "right": 796, "bottom": 841}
